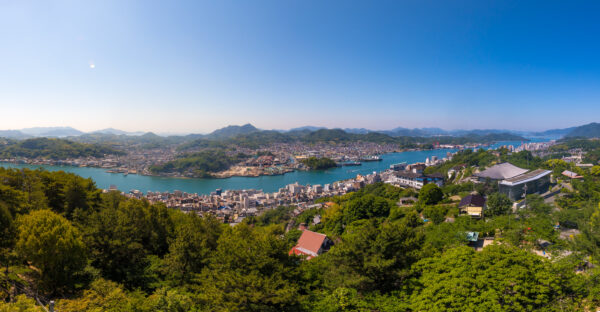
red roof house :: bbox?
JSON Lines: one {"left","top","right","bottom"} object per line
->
{"left": 289, "top": 230, "right": 332, "bottom": 260}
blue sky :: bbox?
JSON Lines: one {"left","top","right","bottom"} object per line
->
{"left": 1, "top": 0, "right": 599, "bottom": 133}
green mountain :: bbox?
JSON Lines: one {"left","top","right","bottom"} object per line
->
{"left": 565, "top": 122, "right": 600, "bottom": 138}
{"left": 205, "top": 123, "right": 260, "bottom": 140}
{"left": 0, "top": 137, "right": 125, "bottom": 159}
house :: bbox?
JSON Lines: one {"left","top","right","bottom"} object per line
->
{"left": 459, "top": 194, "right": 486, "bottom": 218}
{"left": 289, "top": 230, "right": 333, "bottom": 260}
{"left": 562, "top": 170, "right": 583, "bottom": 179}
{"left": 392, "top": 171, "right": 444, "bottom": 189}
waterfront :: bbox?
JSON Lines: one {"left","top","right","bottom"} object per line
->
{"left": 0, "top": 139, "right": 545, "bottom": 195}
{"left": 0, "top": 148, "right": 457, "bottom": 194}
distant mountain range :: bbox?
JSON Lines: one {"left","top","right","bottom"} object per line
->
{"left": 91, "top": 128, "right": 145, "bottom": 136}
{"left": 205, "top": 124, "right": 260, "bottom": 139}
{"left": 1, "top": 122, "right": 599, "bottom": 140}
{"left": 20, "top": 127, "right": 84, "bottom": 137}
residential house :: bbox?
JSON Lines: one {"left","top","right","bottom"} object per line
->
{"left": 459, "top": 194, "right": 486, "bottom": 218}
{"left": 289, "top": 230, "right": 333, "bottom": 260}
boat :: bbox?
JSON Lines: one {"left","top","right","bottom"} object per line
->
{"left": 341, "top": 161, "right": 362, "bottom": 166}
{"left": 360, "top": 155, "right": 382, "bottom": 162}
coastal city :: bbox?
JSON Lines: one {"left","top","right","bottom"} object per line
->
{"left": 4, "top": 1, "right": 600, "bottom": 310}
{"left": 0, "top": 140, "right": 548, "bottom": 178}
{"left": 115, "top": 140, "right": 562, "bottom": 225}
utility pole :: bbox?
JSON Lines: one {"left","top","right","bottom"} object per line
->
{"left": 523, "top": 184, "right": 528, "bottom": 209}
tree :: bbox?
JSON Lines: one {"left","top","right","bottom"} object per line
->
{"left": 422, "top": 205, "right": 447, "bottom": 224}
{"left": 0, "top": 295, "right": 46, "bottom": 312}
{"left": 591, "top": 166, "right": 600, "bottom": 177}
{"left": 164, "top": 214, "right": 221, "bottom": 285}
{"left": 300, "top": 157, "right": 337, "bottom": 170}
{"left": 418, "top": 184, "right": 443, "bottom": 206}
{"left": 324, "top": 216, "right": 424, "bottom": 293}
{"left": 197, "top": 224, "right": 301, "bottom": 311}
{"left": 0, "top": 202, "right": 14, "bottom": 249}
{"left": 83, "top": 200, "right": 154, "bottom": 289}
{"left": 343, "top": 194, "right": 392, "bottom": 225}
{"left": 486, "top": 193, "right": 512, "bottom": 216}
{"left": 410, "top": 244, "right": 575, "bottom": 311}
{"left": 15, "top": 210, "right": 87, "bottom": 292}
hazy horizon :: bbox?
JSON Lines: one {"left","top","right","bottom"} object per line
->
{"left": 0, "top": 122, "right": 590, "bottom": 136}
{"left": 1, "top": 1, "right": 599, "bottom": 132}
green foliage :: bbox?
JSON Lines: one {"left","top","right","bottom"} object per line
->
{"left": 418, "top": 184, "right": 443, "bottom": 205}
{"left": 410, "top": 244, "right": 577, "bottom": 311}
{"left": 0, "top": 137, "right": 123, "bottom": 159}
{"left": 15, "top": 209, "right": 87, "bottom": 292}
{"left": 181, "top": 128, "right": 526, "bottom": 152}
{"left": 255, "top": 205, "right": 296, "bottom": 226}
{"left": 322, "top": 216, "right": 424, "bottom": 293}
{"left": 422, "top": 205, "right": 448, "bottom": 224}
{"left": 196, "top": 224, "right": 302, "bottom": 311}
{"left": 300, "top": 156, "right": 337, "bottom": 170}
{"left": 83, "top": 200, "right": 174, "bottom": 289}
{"left": 0, "top": 295, "right": 45, "bottom": 312}
{"left": 486, "top": 192, "right": 512, "bottom": 216}
{"left": 149, "top": 149, "right": 249, "bottom": 176}
{"left": 2, "top": 164, "right": 599, "bottom": 311}
{"left": 164, "top": 214, "right": 221, "bottom": 285}
{"left": 425, "top": 149, "right": 496, "bottom": 175}
{"left": 501, "top": 150, "right": 543, "bottom": 170}
{"left": 591, "top": 165, "right": 600, "bottom": 176}
{"left": 344, "top": 194, "right": 392, "bottom": 224}
{"left": 0, "top": 202, "right": 14, "bottom": 250}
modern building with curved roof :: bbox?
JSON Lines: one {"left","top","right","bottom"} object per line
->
{"left": 474, "top": 162, "right": 529, "bottom": 181}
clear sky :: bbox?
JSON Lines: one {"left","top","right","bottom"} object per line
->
{"left": 1, "top": 0, "right": 599, "bottom": 133}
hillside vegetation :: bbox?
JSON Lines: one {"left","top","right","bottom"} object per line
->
{"left": 149, "top": 150, "right": 250, "bottom": 177}
{"left": 300, "top": 157, "right": 337, "bottom": 170}
{"left": 3, "top": 165, "right": 600, "bottom": 310}
{"left": 565, "top": 122, "right": 600, "bottom": 138}
{"left": 0, "top": 138, "right": 124, "bottom": 159}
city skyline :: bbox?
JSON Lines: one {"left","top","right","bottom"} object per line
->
{"left": 1, "top": 1, "right": 599, "bottom": 132}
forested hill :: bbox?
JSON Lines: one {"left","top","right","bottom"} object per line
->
{"left": 565, "top": 122, "right": 600, "bottom": 138}
{"left": 180, "top": 128, "right": 528, "bottom": 150}
{"left": 4, "top": 164, "right": 600, "bottom": 310}
{"left": 149, "top": 150, "right": 249, "bottom": 177}
{"left": 0, "top": 137, "right": 124, "bottom": 159}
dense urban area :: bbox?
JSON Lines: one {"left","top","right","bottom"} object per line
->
{"left": 3, "top": 123, "right": 600, "bottom": 311}
{"left": 0, "top": 124, "right": 527, "bottom": 178}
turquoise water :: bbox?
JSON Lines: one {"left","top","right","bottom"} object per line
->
{"left": 0, "top": 149, "right": 456, "bottom": 194}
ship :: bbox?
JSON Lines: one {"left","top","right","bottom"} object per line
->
{"left": 341, "top": 161, "right": 362, "bottom": 166}
{"left": 360, "top": 155, "right": 382, "bottom": 162}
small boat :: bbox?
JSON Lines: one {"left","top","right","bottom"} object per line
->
{"left": 342, "top": 161, "right": 362, "bottom": 166}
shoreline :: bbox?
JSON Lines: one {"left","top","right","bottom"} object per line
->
{"left": 0, "top": 148, "right": 446, "bottom": 180}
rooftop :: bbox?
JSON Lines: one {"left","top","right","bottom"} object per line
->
{"left": 562, "top": 170, "right": 583, "bottom": 179}
{"left": 474, "top": 162, "right": 528, "bottom": 180}
{"left": 290, "top": 230, "right": 328, "bottom": 259}
{"left": 459, "top": 194, "right": 486, "bottom": 208}
{"left": 500, "top": 169, "right": 552, "bottom": 186}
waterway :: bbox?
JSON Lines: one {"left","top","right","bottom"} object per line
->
{"left": 0, "top": 139, "right": 547, "bottom": 195}
{"left": 1, "top": 149, "right": 457, "bottom": 195}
